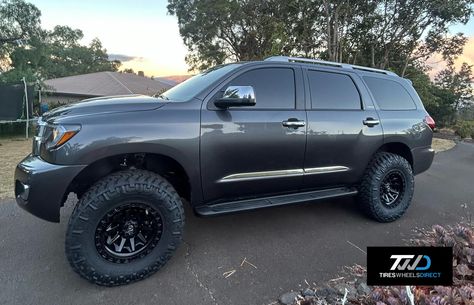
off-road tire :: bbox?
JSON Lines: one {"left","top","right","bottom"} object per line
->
{"left": 358, "top": 152, "right": 414, "bottom": 222}
{"left": 65, "top": 169, "right": 185, "bottom": 286}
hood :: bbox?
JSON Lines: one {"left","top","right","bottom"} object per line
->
{"left": 43, "top": 95, "right": 167, "bottom": 122}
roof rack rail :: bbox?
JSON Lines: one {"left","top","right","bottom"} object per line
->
{"left": 264, "top": 56, "right": 398, "bottom": 76}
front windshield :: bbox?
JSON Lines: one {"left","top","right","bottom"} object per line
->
{"left": 160, "top": 63, "right": 243, "bottom": 102}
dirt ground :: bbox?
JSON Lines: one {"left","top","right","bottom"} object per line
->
{"left": 0, "top": 136, "right": 456, "bottom": 199}
{"left": 0, "top": 138, "right": 32, "bottom": 199}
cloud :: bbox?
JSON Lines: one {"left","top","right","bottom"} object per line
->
{"left": 427, "top": 36, "right": 474, "bottom": 79}
{"left": 457, "top": 37, "right": 474, "bottom": 65}
{"left": 108, "top": 54, "right": 144, "bottom": 62}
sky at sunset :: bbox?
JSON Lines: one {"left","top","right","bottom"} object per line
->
{"left": 33, "top": 0, "right": 474, "bottom": 78}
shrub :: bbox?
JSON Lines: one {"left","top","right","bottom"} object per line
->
{"left": 411, "top": 224, "right": 473, "bottom": 284}
{"left": 454, "top": 121, "right": 474, "bottom": 139}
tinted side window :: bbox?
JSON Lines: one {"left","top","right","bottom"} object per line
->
{"left": 308, "top": 70, "right": 361, "bottom": 110}
{"left": 364, "top": 77, "right": 416, "bottom": 110}
{"left": 228, "top": 68, "right": 295, "bottom": 109}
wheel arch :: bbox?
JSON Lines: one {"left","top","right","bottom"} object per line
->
{"left": 66, "top": 151, "right": 195, "bottom": 204}
{"left": 376, "top": 142, "right": 413, "bottom": 168}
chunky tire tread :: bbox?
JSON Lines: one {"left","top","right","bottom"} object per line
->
{"left": 358, "top": 152, "right": 414, "bottom": 222}
{"left": 65, "top": 169, "right": 185, "bottom": 286}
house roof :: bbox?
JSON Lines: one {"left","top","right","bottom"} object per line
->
{"left": 44, "top": 71, "right": 172, "bottom": 97}
{"left": 153, "top": 76, "right": 179, "bottom": 86}
{"left": 154, "top": 75, "right": 192, "bottom": 86}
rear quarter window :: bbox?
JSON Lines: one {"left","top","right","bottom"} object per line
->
{"left": 363, "top": 76, "right": 416, "bottom": 110}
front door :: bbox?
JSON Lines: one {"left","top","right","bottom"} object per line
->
{"left": 200, "top": 66, "right": 307, "bottom": 203}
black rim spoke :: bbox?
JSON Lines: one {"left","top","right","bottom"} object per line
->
{"left": 380, "top": 170, "right": 405, "bottom": 208}
{"left": 95, "top": 203, "right": 163, "bottom": 263}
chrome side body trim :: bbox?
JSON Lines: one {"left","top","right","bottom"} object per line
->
{"left": 304, "top": 166, "right": 349, "bottom": 174}
{"left": 219, "top": 169, "right": 303, "bottom": 182}
{"left": 218, "top": 166, "right": 349, "bottom": 182}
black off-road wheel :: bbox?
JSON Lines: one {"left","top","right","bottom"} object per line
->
{"left": 358, "top": 152, "right": 414, "bottom": 222}
{"left": 65, "top": 169, "right": 185, "bottom": 286}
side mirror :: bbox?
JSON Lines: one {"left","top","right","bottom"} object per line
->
{"left": 214, "top": 86, "right": 256, "bottom": 109}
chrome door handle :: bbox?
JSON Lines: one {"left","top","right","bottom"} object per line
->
{"left": 363, "top": 118, "right": 380, "bottom": 127}
{"left": 282, "top": 119, "right": 305, "bottom": 128}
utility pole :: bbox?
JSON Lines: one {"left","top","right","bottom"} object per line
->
{"left": 22, "top": 77, "right": 29, "bottom": 138}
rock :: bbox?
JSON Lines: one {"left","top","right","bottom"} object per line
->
{"left": 315, "top": 287, "right": 336, "bottom": 298}
{"left": 356, "top": 282, "right": 372, "bottom": 295}
{"left": 334, "top": 283, "right": 357, "bottom": 296}
{"left": 315, "top": 287, "right": 338, "bottom": 302}
{"left": 279, "top": 291, "right": 299, "bottom": 305}
{"left": 300, "top": 298, "right": 314, "bottom": 305}
{"left": 302, "top": 288, "right": 315, "bottom": 297}
{"left": 347, "top": 285, "right": 358, "bottom": 296}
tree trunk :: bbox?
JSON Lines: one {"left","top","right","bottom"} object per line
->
{"left": 323, "top": 0, "right": 332, "bottom": 60}
{"left": 332, "top": 9, "right": 339, "bottom": 62}
{"left": 381, "top": 47, "right": 390, "bottom": 69}
{"left": 371, "top": 45, "right": 375, "bottom": 67}
{"left": 401, "top": 56, "right": 409, "bottom": 77}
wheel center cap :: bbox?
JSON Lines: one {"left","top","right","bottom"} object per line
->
{"left": 123, "top": 221, "right": 137, "bottom": 237}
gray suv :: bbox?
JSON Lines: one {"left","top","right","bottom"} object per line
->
{"left": 15, "top": 56, "right": 435, "bottom": 286}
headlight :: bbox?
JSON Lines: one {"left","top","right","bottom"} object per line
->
{"left": 44, "top": 124, "right": 81, "bottom": 149}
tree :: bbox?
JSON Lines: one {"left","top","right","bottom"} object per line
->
{"left": 121, "top": 68, "right": 135, "bottom": 74}
{"left": 40, "top": 26, "right": 120, "bottom": 78}
{"left": 168, "top": 0, "right": 296, "bottom": 70}
{"left": 429, "top": 86, "right": 458, "bottom": 127}
{"left": 345, "top": 0, "right": 473, "bottom": 74}
{"left": 435, "top": 62, "right": 473, "bottom": 110}
{"left": 0, "top": 1, "right": 120, "bottom": 83}
{"left": 169, "top": 0, "right": 474, "bottom": 74}
{"left": 0, "top": 0, "right": 41, "bottom": 71}
{"left": 1, "top": 23, "right": 120, "bottom": 83}
{"left": 0, "top": 0, "right": 40, "bottom": 46}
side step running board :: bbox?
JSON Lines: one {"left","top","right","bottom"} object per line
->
{"left": 195, "top": 187, "right": 358, "bottom": 216}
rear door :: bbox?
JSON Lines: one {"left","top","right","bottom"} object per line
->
{"left": 302, "top": 68, "right": 384, "bottom": 189}
{"left": 200, "top": 65, "right": 307, "bottom": 203}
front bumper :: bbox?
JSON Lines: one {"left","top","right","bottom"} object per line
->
{"left": 412, "top": 145, "right": 435, "bottom": 175}
{"left": 15, "top": 155, "right": 85, "bottom": 222}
